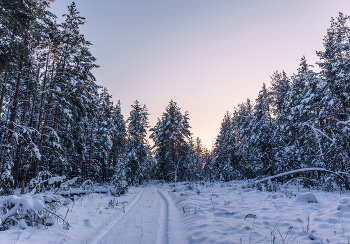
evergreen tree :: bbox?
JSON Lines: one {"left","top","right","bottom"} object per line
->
{"left": 269, "top": 71, "right": 292, "bottom": 173}
{"left": 110, "top": 100, "right": 127, "bottom": 177}
{"left": 283, "top": 57, "right": 320, "bottom": 170}
{"left": 249, "top": 83, "right": 275, "bottom": 177}
{"left": 125, "top": 101, "right": 150, "bottom": 185}
{"left": 150, "top": 100, "right": 192, "bottom": 182}
{"left": 212, "top": 112, "right": 233, "bottom": 181}
{"left": 316, "top": 12, "right": 350, "bottom": 172}
{"left": 233, "top": 99, "right": 254, "bottom": 178}
{"left": 193, "top": 137, "right": 204, "bottom": 180}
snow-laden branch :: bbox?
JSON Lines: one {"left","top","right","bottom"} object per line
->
{"left": 254, "top": 167, "right": 350, "bottom": 190}
{"left": 302, "top": 123, "right": 335, "bottom": 144}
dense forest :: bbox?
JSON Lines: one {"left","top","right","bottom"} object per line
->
{"left": 0, "top": 1, "right": 209, "bottom": 195}
{"left": 209, "top": 13, "right": 350, "bottom": 183}
{"left": 1, "top": 0, "right": 350, "bottom": 195}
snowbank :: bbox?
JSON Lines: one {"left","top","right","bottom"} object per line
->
{"left": 164, "top": 181, "right": 350, "bottom": 243}
{"left": 0, "top": 187, "right": 143, "bottom": 244}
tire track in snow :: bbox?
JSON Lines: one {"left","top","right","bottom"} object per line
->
{"left": 89, "top": 189, "right": 145, "bottom": 244}
{"left": 156, "top": 188, "right": 169, "bottom": 244}
{"left": 157, "top": 187, "right": 189, "bottom": 244}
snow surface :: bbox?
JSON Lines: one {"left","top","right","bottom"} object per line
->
{"left": 91, "top": 181, "right": 187, "bottom": 244}
{"left": 2, "top": 181, "right": 350, "bottom": 243}
{"left": 0, "top": 187, "right": 143, "bottom": 244}
{"left": 164, "top": 181, "right": 350, "bottom": 243}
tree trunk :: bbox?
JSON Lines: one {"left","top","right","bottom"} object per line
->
{"left": 36, "top": 55, "right": 55, "bottom": 176}
{"left": 10, "top": 57, "right": 23, "bottom": 186}
{"left": 20, "top": 162, "right": 30, "bottom": 194}
{"left": 87, "top": 123, "right": 93, "bottom": 179}
{"left": 29, "top": 68, "right": 40, "bottom": 128}
{"left": 39, "top": 59, "right": 56, "bottom": 151}
{"left": 21, "top": 69, "right": 30, "bottom": 124}
{"left": 0, "top": 66, "right": 8, "bottom": 116}
{"left": 9, "top": 69, "right": 22, "bottom": 126}
{"left": 37, "top": 45, "right": 51, "bottom": 131}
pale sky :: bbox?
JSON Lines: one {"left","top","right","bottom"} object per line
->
{"left": 51, "top": 0, "right": 350, "bottom": 149}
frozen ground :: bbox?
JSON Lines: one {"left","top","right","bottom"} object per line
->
{"left": 1, "top": 181, "right": 350, "bottom": 244}
{"left": 91, "top": 181, "right": 187, "bottom": 244}
{"left": 0, "top": 186, "right": 144, "bottom": 244}
{"left": 0, "top": 181, "right": 188, "bottom": 244}
{"left": 164, "top": 181, "right": 350, "bottom": 244}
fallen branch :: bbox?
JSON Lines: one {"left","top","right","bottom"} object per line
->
{"left": 254, "top": 168, "right": 350, "bottom": 190}
{"left": 56, "top": 188, "right": 108, "bottom": 197}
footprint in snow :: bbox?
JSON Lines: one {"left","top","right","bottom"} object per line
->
{"left": 83, "top": 219, "right": 93, "bottom": 227}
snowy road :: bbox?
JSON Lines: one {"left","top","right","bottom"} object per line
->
{"left": 90, "top": 181, "right": 187, "bottom": 244}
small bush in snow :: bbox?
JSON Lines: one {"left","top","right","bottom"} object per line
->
{"left": 0, "top": 194, "right": 67, "bottom": 231}
{"left": 28, "top": 171, "right": 52, "bottom": 193}
{"left": 295, "top": 192, "right": 317, "bottom": 203}
{"left": 110, "top": 180, "right": 128, "bottom": 197}
{"left": 185, "top": 183, "right": 194, "bottom": 191}
{"left": 80, "top": 180, "right": 94, "bottom": 190}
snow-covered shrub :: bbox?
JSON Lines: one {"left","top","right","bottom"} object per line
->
{"left": 323, "top": 179, "right": 337, "bottom": 192}
{"left": 0, "top": 193, "right": 65, "bottom": 231}
{"left": 0, "top": 173, "right": 14, "bottom": 196}
{"left": 48, "top": 175, "right": 66, "bottom": 189}
{"left": 295, "top": 192, "right": 317, "bottom": 203}
{"left": 110, "top": 160, "right": 128, "bottom": 196}
{"left": 337, "top": 197, "right": 350, "bottom": 211}
{"left": 110, "top": 180, "right": 128, "bottom": 197}
{"left": 60, "top": 177, "right": 80, "bottom": 190}
{"left": 185, "top": 183, "right": 194, "bottom": 190}
{"left": 110, "top": 170, "right": 128, "bottom": 197}
{"left": 0, "top": 153, "right": 14, "bottom": 195}
{"left": 79, "top": 180, "right": 94, "bottom": 190}
{"left": 253, "top": 179, "right": 280, "bottom": 192}
{"left": 28, "top": 171, "right": 52, "bottom": 193}
{"left": 266, "top": 179, "right": 280, "bottom": 192}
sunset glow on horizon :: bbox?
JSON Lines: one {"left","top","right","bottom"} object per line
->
{"left": 51, "top": 0, "right": 350, "bottom": 149}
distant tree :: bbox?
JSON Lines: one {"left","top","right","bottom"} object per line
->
{"left": 249, "top": 83, "right": 275, "bottom": 177}
{"left": 193, "top": 137, "right": 204, "bottom": 180}
{"left": 269, "top": 70, "right": 292, "bottom": 173}
{"left": 150, "top": 100, "right": 192, "bottom": 182}
{"left": 125, "top": 101, "right": 150, "bottom": 185}
{"left": 110, "top": 100, "right": 127, "bottom": 177}
{"left": 212, "top": 112, "right": 233, "bottom": 181}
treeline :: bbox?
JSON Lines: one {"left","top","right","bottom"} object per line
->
{"left": 0, "top": 0, "right": 124, "bottom": 193}
{"left": 0, "top": 1, "right": 210, "bottom": 194}
{"left": 208, "top": 13, "right": 350, "bottom": 182}
{"left": 3, "top": 1, "right": 349, "bottom": 193}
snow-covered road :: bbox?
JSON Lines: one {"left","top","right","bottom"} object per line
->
{"left": 90, "top": 181, "right": 187, "bottom": 244}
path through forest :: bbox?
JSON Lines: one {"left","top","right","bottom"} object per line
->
{"left": 90, "top": 181, "right": 188, "bottom": 244}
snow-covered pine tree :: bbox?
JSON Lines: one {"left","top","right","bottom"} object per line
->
{"left": 316, "top": 12, "right": 350, "bottom": 172}
{"left": 110, "top": 100, "right": 127, "bottom": 175}
{"left": 269, "top": 71, "right": 292, "bottom": 173}
{"left": 150, "top": 100, "right": 192, "bottom": 182}
{"left": 202, "top": 145, "right": 213, "bottom": 181}
{"left": 0, "top": 0, "right": 55, "bottom": 190}
{"left": 284, "top": 57, "right": 320, "bottom": 171}
{"left": 92, "top": 88, "right": 114, "bottom": 181}
{"left": 193, "top": 137, "right": 204, "bottom": 181}
{"left": 110, "top": 101, "right": 128, "bottom": 195}
{"left": 212, "top": 112, "right": 234, "bottom": 181}
{"left": 50, "top": 2, "right": 99, "bottom": 179}
{"left": 233, "top": 99, "right": 254, "bottom": 178}
{"left": 125, "top": 100, "right": 150, "bottom": 185}
{"left": 249, "top": 83, "right": 275, "bottom": 177}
